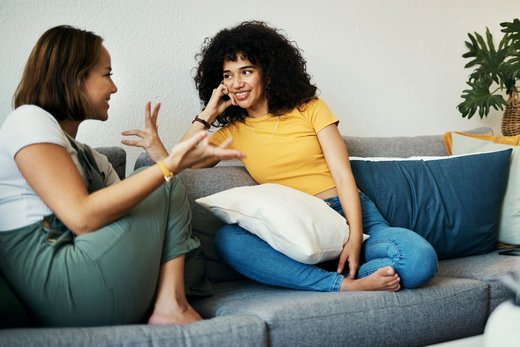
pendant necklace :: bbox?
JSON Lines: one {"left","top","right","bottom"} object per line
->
{"left": 247, "top": 117, "right": 280, "bottom": 141}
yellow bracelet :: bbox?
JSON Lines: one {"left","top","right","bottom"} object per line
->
{"left": 156, "top": 160, "right": 175, "bottom": 183}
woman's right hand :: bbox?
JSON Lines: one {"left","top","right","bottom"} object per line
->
{"left": 121, "top": 102, "right": 169, "bottom": 162}
{"left": 198, "top": 82, "right": 236, "bottom": 123}
{"left": 164, "top": 130, "right": 244, "bottom": 174}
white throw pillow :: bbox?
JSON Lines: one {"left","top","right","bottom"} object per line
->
{"left": 195, "top": 183, "right": 366, "bottom": 264}
{"left": 451, "top": 133, "right": 520, "bottom": 244}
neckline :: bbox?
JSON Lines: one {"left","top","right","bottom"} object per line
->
{"left": 245, "top": 114, "right": 274, "bottom": 123}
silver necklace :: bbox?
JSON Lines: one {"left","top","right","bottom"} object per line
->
{"left": 247, "top": 117, "right": 280, "bottom": 141}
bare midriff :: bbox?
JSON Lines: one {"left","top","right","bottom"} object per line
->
{"left": 314, "top": 187, "right": 338, "bottom": 200}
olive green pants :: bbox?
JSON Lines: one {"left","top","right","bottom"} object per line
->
{"left": 0, "top": 178, "right": 212, "bottom": 327}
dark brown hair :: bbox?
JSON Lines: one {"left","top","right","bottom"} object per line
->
{"left": 195, "top": 21, "right": 317, "bottom": 126}
{"left": 14, "top": 25, "right": 103, "bottom": 121}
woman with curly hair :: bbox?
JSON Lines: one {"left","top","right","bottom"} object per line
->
{"left": 142, "top": 21, "right": 437, "bottom": 292}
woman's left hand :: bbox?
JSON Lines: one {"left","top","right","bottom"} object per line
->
{"left": 121, "top": 101, "right": 169, "bottom": 162}
{"left": 337, "top": 236, "right": 362, "bottom": 279}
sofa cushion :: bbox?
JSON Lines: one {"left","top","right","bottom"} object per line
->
{"left": 193, "top": 277, "right": 488, "bottom": 346}
{"left": 344, "top": 127, "right": 492, "bottom": 158}
{"left": 350, "top": 150, "right": 512, "bottom": 259}
{"left": 443, "top": 131, "right": 520, "bottom": 155}
{"left": 449, "top": 133, "right": 520, "bottom": 245}
{"left": 438, "top": 250, "right": 519, "bottom": 313}
{"left": 196, "top": 183, "right": 364, "bottom": 264}
{"left": 0, "top": 315, "right": 266, "bottom": 347}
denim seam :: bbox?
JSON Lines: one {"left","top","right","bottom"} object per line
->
{"left": 331, "top": 273, "right": 344, "bottom": 292}
{"left": 358, "top": 239, "right": 402, "bottom": 278}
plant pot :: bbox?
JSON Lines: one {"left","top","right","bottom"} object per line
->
{"left": 502, "top": 93, "right": 520, "bottom": 136}
{"left": 484, "top": 300, "right": 520, "bottom": 346}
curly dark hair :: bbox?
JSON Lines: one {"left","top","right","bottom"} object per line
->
{"left": 194, "top": 20, "right": 317, "bottom": 126}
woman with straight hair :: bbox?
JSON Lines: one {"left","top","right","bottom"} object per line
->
{"left": 0, "top": 25, "right": 243, "bottom": 327}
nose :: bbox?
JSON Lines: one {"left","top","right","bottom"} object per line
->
{"left": 111, "top": 80, "right": 118, "bottom": 94}
{"left": 232, "top": 75, "right": 244, "bottom": 89}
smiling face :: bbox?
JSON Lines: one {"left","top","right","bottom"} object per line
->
{"left": 222, "top": 53, "right": 268, "bottom": 118}
{"left": 82, "top": 45, "right": 117, "bottom": 121}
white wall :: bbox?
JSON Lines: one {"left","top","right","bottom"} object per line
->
{"left": 1, "top": 0, "right": 518, "bottom": 174}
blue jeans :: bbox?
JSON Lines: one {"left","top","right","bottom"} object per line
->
{"left": 215, "top": 191, "right": 437, "bottom": 292}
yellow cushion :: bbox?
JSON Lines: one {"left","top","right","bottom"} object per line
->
{"left": 443, "top": 131, "right": 520, "bottom": 155}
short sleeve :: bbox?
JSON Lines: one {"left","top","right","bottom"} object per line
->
{"left": 1, "top": 105, "right": 68, "bottom": 158}
{"left": 304, "top": 99, "right": 339, "bottom": 133}
{"left": 209, "top": 125, "right": 234, "bottom": 146}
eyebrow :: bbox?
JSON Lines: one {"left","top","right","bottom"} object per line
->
{"left": 223, "top": 65, "right": 256, "bottom": 73}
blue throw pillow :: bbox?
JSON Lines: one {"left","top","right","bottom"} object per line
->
{"left": 350, "top": 149, "right": 512, "bottom": 259}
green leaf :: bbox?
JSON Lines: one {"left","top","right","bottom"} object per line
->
{"left": 457, "top": 77, "right": 507, "bottom": 119}
{"left": 459, "top": 20, "right": 519, "bottom": 119}
{"left": 501, "top": 18, "right": 520, "bottom": 43}
{"left": 463, "top": 29, "right": 509, "bottom": 83}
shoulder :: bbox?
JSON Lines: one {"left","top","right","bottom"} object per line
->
{"left": 295, "top": 98, "right": 337, "bottom": 120}
{"left": 291, "top": 98, "right": 338, "bottom": 131}
{"left": 2, "top": 105, "right": 61, "bottom": 133}
{"left": 209, "top": 122, "right": 239, "bottom": 145}
{"left": 0, "top": 105, "right": 68, "bottom": 157}
{"left": 298, "top": 98, "right": 331, "bottom": 113}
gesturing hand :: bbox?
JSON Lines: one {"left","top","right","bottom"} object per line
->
{"left": 166, "top": 131, "right": 245, "bottom": 174}
{"left": 121, "top": 102, "right": 169, "bottom": 162}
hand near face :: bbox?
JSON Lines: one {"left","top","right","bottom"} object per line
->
{"left": 121, "top": 101, "right": 169, "bottom": 162}
{"left": 200, "top": 83, "right": 236, "bottom": 123}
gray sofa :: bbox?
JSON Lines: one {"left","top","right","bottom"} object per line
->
{"left": 1, "top": 130, "right": 518, "bottom": 347}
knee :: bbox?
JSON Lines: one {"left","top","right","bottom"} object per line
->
{"left": 394, "top": 233, "right": 438, "bottom": 289}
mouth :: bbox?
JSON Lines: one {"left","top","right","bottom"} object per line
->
{"left": 233, "top": 90, "right": 251, "bottom": 101}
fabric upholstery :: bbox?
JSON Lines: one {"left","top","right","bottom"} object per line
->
{"left": 0, "top": 315, "right": 266, "bottom": 347}
{"left": 350, "top": 150, "right": 512, "bottom": 259}
{"left": 195, "top": 183, "right": 360, "bottom": 264}
{"left": 438, "top": 250, "right": 519, "bottom": 313}
{"left": 449, "top": 133, "right": 520, "bottom": 245}
{"left": 194, "top": 278, "right": 488, "bottom": 347}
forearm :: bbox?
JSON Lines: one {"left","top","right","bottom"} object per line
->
{"left": 335, "top": 175, "right": 363, "bottom": 242}
{"left": 181, "top": 111, "right": 221, "bottom": 168}
{"left": 181, "top": 110, "right": 214, "bottom": 141}
{"left": 72, "top": 163, "right": 167, "bottom": 234}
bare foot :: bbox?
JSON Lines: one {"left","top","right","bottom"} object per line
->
{"left": 340, "top": 266, "right": 401, "bottom": 292}
{"left": 148, "top": 302, "right": 203, "bottom": 325}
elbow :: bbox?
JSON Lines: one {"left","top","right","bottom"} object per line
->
{"left": 63, "top": 215, "right": 96, "bottom": 235}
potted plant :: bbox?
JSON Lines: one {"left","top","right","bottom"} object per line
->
{"left": 457, "top": 18, "right": 520, "bottom": 136}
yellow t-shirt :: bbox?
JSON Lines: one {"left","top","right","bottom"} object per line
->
{"left": 209, "top": 98, "right": 339, "bottom": 195}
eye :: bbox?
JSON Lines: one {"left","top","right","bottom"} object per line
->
{"left": 243, "top": 70, "right": 253, "bottom": 75}
{"left": 223, "top": 73, "right": 232, "bottom": 79}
